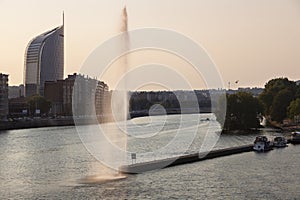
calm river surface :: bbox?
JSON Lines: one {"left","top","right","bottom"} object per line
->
{"left": 0, "top": 114, "right": 299, "bottom": 199}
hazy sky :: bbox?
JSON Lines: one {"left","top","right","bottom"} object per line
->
{"left": 1, "top": 0, "right": 300, "bottom": 89}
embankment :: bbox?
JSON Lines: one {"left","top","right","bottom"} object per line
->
{"left": 0, "top": 118, "right": 100, "bottom": 131}
{"left": 120, "top": 144, "right": 253, "bottom": 174}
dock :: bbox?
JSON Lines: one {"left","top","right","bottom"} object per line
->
{"left": 119, "top": 144, "right": 254, "bottom": 174}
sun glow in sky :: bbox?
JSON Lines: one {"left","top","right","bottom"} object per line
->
{"left": 0, "top": 0, "right": 300, "bottom": 89}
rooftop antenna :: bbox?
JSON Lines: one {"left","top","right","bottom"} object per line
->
{"left": 62, "top": 11, "right": 64, "bottom": 26}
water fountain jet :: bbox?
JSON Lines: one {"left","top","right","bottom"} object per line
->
{"left": 78, "top": 6, "right": 130, "bottom": 184}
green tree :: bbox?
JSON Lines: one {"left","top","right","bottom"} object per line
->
{"left": 270, "top": 89, "right": 294, "bottom": 122}
{"left": 27, "top": 95, "right": 52, "bottom": 116}
{"left": 217, "top": 92, "right": 263, "bottom": 131}
{"left": 288, "top": 98, "right": 300, "bottom": 119}
{"left": 296, "top": 85, "right": 300, "bottom": 99}
{"left": 259, "top": 78, "right": 297, "bottom": 122}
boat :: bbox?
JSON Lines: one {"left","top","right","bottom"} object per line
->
{"left": 253, "top": 136, "right": 273, "bottom": 152}
{"left": 290, "top": 132, "right": 300, "bottom": 144}
{"left": 273, "top": 136, "right": 288, "bottom": 148}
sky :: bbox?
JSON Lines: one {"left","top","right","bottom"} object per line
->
{"left": 0, "top": 0, "right": 300, "bottom": 89}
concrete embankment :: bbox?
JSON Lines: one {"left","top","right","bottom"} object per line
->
{"left": 119, "top": 144, "right": 253, "bottom": 174}
{"left": 0, "top": 118, "right": 101, "bottom": 131}
{"left": 0, "top": 119, "right": 75, "bottom": 131}
{"left": 130, "top": 108, "right": 211, "bottom": 119}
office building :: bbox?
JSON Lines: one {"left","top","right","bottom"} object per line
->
{"left": 8, "top": 85, "right": 24, "bottom": 99}
{"left": 44, "top": 73, "right": 109, "bottom": 116}
{"left": 0, "top": 73, "right": 9, "bottom": 120}
{"left": 24, "top": 15, "right": 64, "bottom": 97}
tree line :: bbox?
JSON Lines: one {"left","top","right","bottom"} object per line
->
{"left": 24, "top": 78, "right": 300, "bottom": 128}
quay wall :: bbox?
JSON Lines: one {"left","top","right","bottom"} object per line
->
{"left": 119, "top": 144, "right": 254, "bottom": 174}
{"left": 0, "top": 118, "right": 100, "bottom": 131}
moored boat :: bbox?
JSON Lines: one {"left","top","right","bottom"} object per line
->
{"left": 273, "top": 136, "right": 288, "bottom": 148}
{"left": 290, "top": 132, "right": 300, "bottom": 144}
{"left": 253, "top": 136, "right": 273, "bottom": 152}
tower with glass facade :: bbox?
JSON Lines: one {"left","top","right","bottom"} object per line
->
{"left": 24, "top": 15, "right": 64, "bottom": 97}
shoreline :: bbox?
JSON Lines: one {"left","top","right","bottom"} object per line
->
{"left": 0, "top": 118, "right": 99, "bottom": 131}
{"left": 3, "top": 113, "right": 298, "bottom": 133}
{"left": 1, "top": 111, "right": 211, "bottom": 131}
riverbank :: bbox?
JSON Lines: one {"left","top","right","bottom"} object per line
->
{"left": 0, "top": 118, "right": 100, "bottom": 131}
{"left": 1, "top": 110, "right": 212, "bottom": 131}
{"left": 265, "top": 119, "right": 300, "bottom": 133}
{"left": 130, "top": 108, "right": 211, "bottom": 119}
{"left": 220, "top": 128, "right": 263, "bottom": 135}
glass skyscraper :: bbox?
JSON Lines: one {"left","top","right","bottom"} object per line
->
{"left": 24, "top": 17, "right": 64, "bottom": 97}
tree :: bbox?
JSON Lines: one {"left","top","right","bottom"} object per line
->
{"left": 296, "top": 85, "right": 300, "bottom": 99}
{"left": 27, "top": 95, "right": 52, "bottom": 116}
{"left": 288, "top": 98, "right": 300, "bottom": 120}
{"left": 270, "top": 89, "right": 294, "bottom": 122}
{"left": 217, "top": 92, "right": 263, "bottom": 131}
{"left": 259, "top": 78, "right": 297, "bottom": 122}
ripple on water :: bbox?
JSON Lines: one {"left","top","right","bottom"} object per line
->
{"left": 0, "top": 114, "right": 299, "bottom": 199}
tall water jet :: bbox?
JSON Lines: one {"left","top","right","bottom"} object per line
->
{"left": 121, "top": 6, "right": 128, "bottom": 33}
{"left": 121, "top": 6, "right": 129, "bottom": 150}
{"left": 109, "top": 5, "right": 129, "bottom": 159}
{"left": 101, "top": 5, "right": 130, "bottom": 172}
{"left": 78, "top": 6, "right": 130, "bottom": 183}
{"left": 117, "top": 6, "right": 129, "bottom": 130}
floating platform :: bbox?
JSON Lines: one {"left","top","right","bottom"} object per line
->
{"left": 119, "top": 144, "right": 254, "bottom": 174}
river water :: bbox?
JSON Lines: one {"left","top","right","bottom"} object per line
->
{"left": 0, "top": 114, "right": 299, "bottom": 199}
